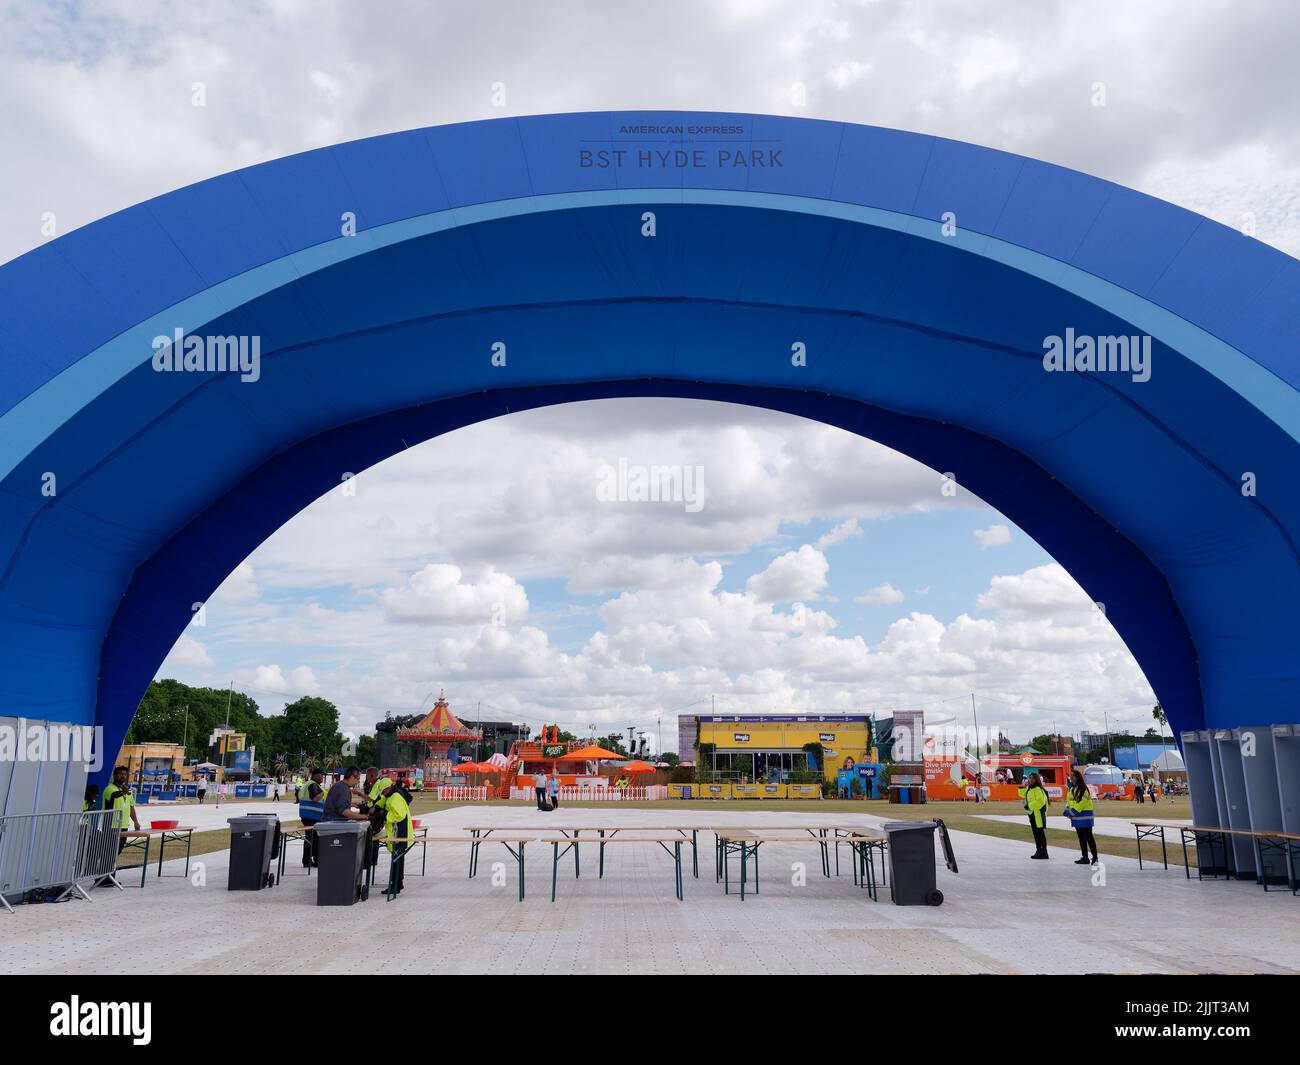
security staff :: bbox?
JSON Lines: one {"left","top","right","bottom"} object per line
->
{"left": 102, "top": 765, "right": 140, "bottom": 853}
{"left": 361, "top": 771, "right": 393, "bottom": 869}
{"left": 1064, "top": 769, "right": 1097, "bottom": 865}
{"left": 383, "top": 776, "right": 414, "bottom": 898}
{"left": 1024, "top": 772, "right": 1050, "bottom": 859}
{"left": 296, "top": 768, "right": 326, "bottom": 867}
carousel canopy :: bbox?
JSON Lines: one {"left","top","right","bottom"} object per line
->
{"left": 397, "top": 690, "right": 479, "bottom": 739}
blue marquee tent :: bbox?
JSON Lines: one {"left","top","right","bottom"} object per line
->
{"left": 1, "top": 111, "right": 1299, "bottom": 804}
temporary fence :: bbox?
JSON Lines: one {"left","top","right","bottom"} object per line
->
{"left": 508, "top": 785, "right": 668, "bottom": 802}
{"left": 435, "top": 785, "right": 489, "bottom": 802}
{"left": 0, "top": 809, "right": 121, "bottom": 912}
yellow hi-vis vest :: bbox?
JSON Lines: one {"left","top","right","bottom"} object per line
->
{"left": 384, "top": 791, "right": 411, "bottom": 851}
{"left": 103, "top": 783, "right": 134, "bottom": 829}
{"left": 1025, "top": 785, "right": 1049, "bottom": 828}
{"left": 368, "top": 777, "right": 392, "bottom": 802}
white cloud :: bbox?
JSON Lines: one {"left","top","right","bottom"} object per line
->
{"left": 746, "top": 545, "right": 830, "bottom": 602}
{"left": 163, "top": 634, "right": 214, "bottom": 669}
{"left": 213, "top": 561, "right": 259, "bottom": 603}
{"left": 815, "top": 519, "right": 862, "bottom": 550}
{"left": 855, "top": 583, "right": 904, "bottom": 605}
{"left": 233, "top": 664, "right": 320, "bottom": 696}
{"left": 974, "top": 524, "right": 1012, "bottom": 549}
{"left": 381, "top": 564, "right": 528, "bottom": 625}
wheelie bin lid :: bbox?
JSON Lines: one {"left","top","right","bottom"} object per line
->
{"left": 227, "top": 816, "right": 275, "bottom": 829}
{"left": 313, "top": 820, "right": 368, "bottom": 835}
{"left": 881, "top": 820, "right": 938, "bottom": 833}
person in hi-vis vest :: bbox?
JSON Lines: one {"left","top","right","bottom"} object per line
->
{"left": 362, "top": 771, "right": 392, "bottom": 868}
{"left": 383, "top": 775, "right": 413, "bottom": 898}
{"left": 1064, "top": 770, "right": 1098, "bottom": 865}
{"left": 102, "top": 765, "right": 140, "bottom": 854}
{"left": 1023, "top": 772, "right": 1050, "bottom": 859}
{"left": 296, "top": 768, "right": 326, "bottom": 867}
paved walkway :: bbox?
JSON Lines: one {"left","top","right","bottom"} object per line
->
{"left": 2, "top": 807, "right": 1293, "bottom": 975}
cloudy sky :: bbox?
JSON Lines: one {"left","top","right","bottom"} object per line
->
{"left": 5, "top": 0, "right": 1293, "bottom": 749}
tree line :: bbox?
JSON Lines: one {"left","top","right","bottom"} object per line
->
{"left": 127, "top": 679, "right": 376, "bottom": 775}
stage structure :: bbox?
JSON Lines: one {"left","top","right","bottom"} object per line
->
{"left": 0, "top": 113, "right": 1298, "bottom": 837}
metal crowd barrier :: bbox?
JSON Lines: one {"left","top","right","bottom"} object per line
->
{"left": 0, "top": 810, "right": 122, "bottom": 912}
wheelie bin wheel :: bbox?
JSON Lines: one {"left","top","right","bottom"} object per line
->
{"left": 926, "top": 889, "right": 944, "bottom": 906}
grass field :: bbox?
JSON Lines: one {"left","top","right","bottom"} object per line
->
{"left": 116, "top": 794, "right": 1192, "bottom": 869}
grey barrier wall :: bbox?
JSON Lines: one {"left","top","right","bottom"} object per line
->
{"left": 1213, "top": 730, "right": 1256, "bottom": 876}
{"left": 1275, "top": 725, "right": 1300, "bottom": 836}
{"left": 1182, "top": 723, "right": 1300, "bottom": 880}
{"left": 0, "top": 809, "right": 120, "bottom": 911}
{"left": 1240, "top": 727, "right": 1288, "bottom": 882}
{"left": 0, "top": 716, "right": 91, "bottom": 818}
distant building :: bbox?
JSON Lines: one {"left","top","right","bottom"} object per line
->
{"left": 1046, "top": 734, "right": 1075, "bottom": 759}
{"left": 1079, "top": 731, "right": 1107, "bottom": 753}
{"left": 677, "top": 715, "right": 699, "bottom": 759}
{"left": 1114, "top": 742, "right": 1177, "bottom": 770}
{"left": 115, "top": 742, "right": 186, "bottom": 783}
{"left": 679, "top": 713, "right": 878, "bottom": 782}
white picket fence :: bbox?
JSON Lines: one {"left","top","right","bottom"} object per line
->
{"left": 434, "top": 785, "right": 489, "bottom": 801}
{"left": 508, "top": 785, "right": 668, "bottom": 802}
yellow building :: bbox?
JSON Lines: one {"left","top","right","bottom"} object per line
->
{"left": 115, "top": 742, "right": 187, "bottom": 783}
{"left": 691, "top": 715, "right": 876, "bottom": 782}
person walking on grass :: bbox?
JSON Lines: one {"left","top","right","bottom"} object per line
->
{"left": 1024, "top": 771, "right": 1050, "bottom": 859}
{"left": 534, "top": 770, "right": 548, "bottom": 811}
{"left": 548, "top": 770, "right": 560, "bottom": 811}
{"left": 1064, "top": 769, "right": 1098, "bottom": 865}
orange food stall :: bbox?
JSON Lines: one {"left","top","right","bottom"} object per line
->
{"left": 924, "top": 752, "right": 1072, "bottom": 801}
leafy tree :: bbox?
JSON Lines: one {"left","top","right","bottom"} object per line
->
{"left": 355, "top": 734, "right": 377, "bottom": 768}
{"left": 276, "top": 696, "right": 343, "bottom": 764}
{"left": 127, "top": 679, "right": 262, "bottom": 763}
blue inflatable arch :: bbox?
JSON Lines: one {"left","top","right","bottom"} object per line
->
{"left": 2, "top": 112, "right": 1299, "bottom": 784}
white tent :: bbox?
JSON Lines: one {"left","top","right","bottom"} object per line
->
{"left": 1149, "top": 750, "right": 1185, "bottom": 772}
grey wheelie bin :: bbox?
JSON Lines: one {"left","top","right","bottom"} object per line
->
{"left": 314, "top": 820, "right": 370, "bottom": 906}
{"left": 882, "top": 818, "right": 958, "bottom": 905}
{"left": 227, "top": 815, "right": 279, "bottom": 890}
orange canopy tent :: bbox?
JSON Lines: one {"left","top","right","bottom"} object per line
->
{"left": 565, "top": 745, "right": 623, "bottom": 761}
{"left": 620, "top": 760, "right": 657, "bottom": 773}
{"left": 453, "top": 761, "right": 499, "bottom": 774}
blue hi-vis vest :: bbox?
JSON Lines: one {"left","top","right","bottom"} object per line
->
{"left": 297, "top": 781, "right": 324, "bottom": 821}
{"left": 1064, "top": 788, "right": 1095, "bottom": 828}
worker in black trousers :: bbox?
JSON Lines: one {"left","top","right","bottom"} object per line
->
{"left": 1023, "top": 772, "right": 1050, "bottom": 859}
